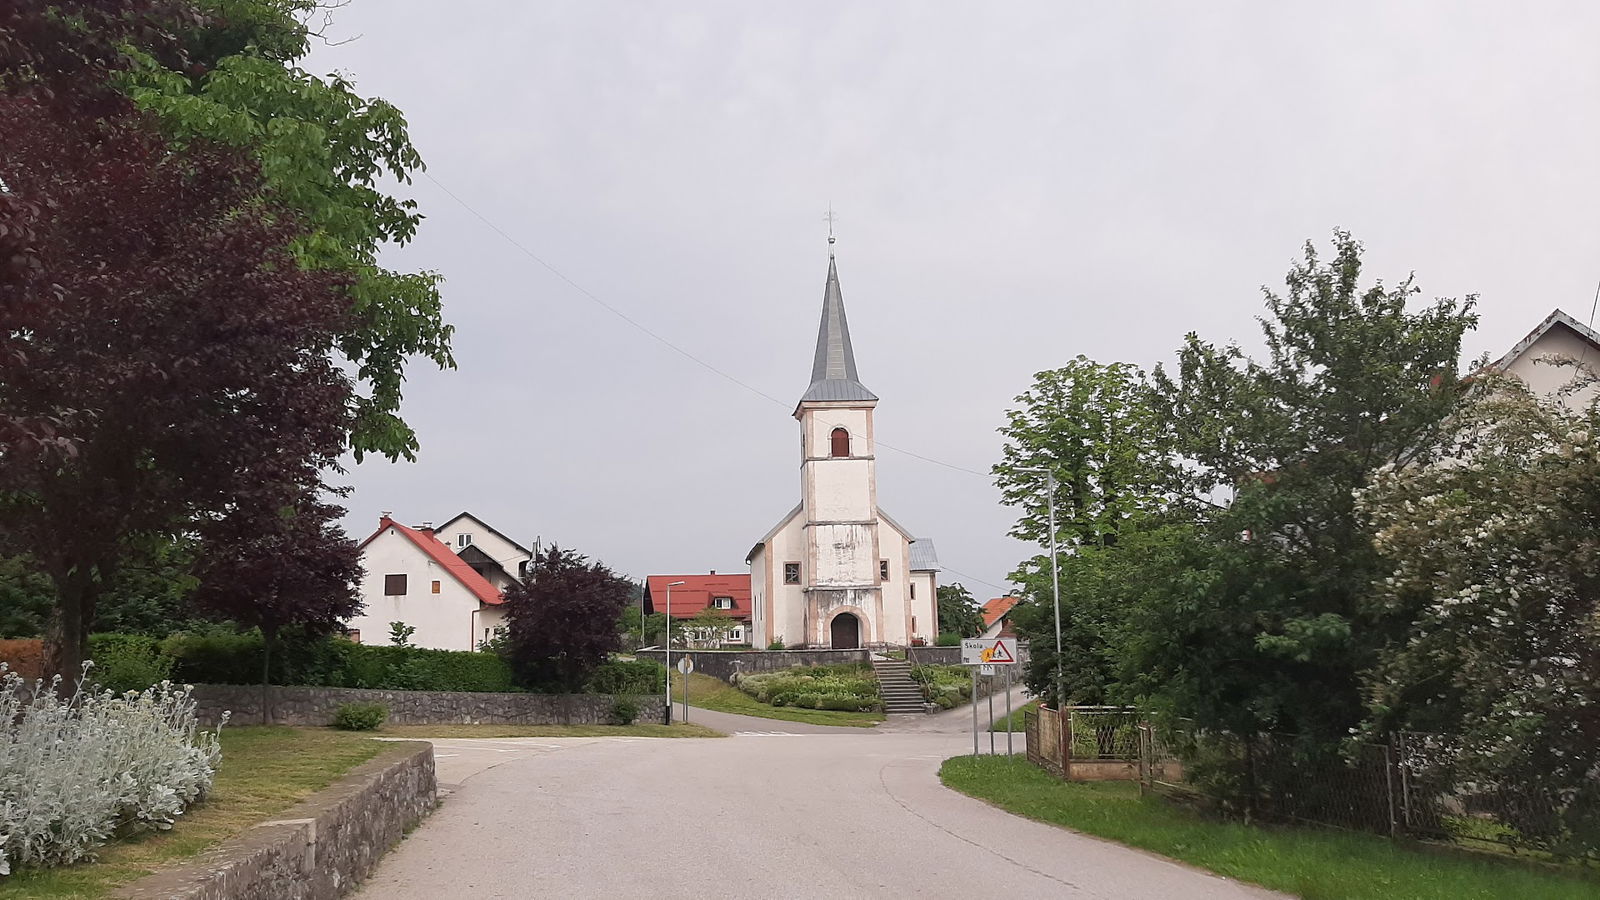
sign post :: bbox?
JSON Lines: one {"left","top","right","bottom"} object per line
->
{"left": 962, "top": 639, "right": 1019, "bottom": 757}
{"left": 676, "top": 656, "right": 694, "bottom": 724}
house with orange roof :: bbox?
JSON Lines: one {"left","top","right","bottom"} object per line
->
{"left": 979, "top": 596, "right": 1021, "bottom": 639}
{"left": 644, "top": 573, "right": 752, "bottom": 647}
{"left": 345, "top": 513, "right": 534, "bottom": 651}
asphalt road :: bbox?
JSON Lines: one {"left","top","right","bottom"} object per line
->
{"left": 359, "top": 708, "right": 1281, "bottom": 899}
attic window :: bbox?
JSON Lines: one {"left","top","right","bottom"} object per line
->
{"left": 457, "top": 533, "right": 473, "bottom": 548}
{"left": 830, "top": 427, "right": 850, "bottom": 458}
{"left": 714, "top": 596, "right": 733, "bottom": 610}
{"left": 384, "top": 574, "right": 407, "bottom": 596}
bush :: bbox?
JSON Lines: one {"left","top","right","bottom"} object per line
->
{"left": 88, "top": 633, "right": 173, "bottom": 693}
{"left": 160, "top": 631, "right": 519, "bottom": 693}
{"left": 767, "top": 640, "right": 785, "bottom": 650}
{"left": 0, "top": 639, "right": 44, "bottom": 680}
{"left": 935, "top": 633, "right": 962, "bottom": 647}
{"left": 611, "top": 698, "right": 639, "bottom": 725}
{"left": 733, "top": 664, "right": 880, "bottom": 711}
{"left": 588, "top": 660, "right": 664, "bottom": 696}
{"left": 332, "top": 702, "right": 387, "bottom": 731}
{"left": 0, "top": 669, "right": 223, "bottom": 875}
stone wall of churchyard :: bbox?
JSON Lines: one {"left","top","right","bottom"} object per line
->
{"left": 192, "top": 684, "right": 666, "bottom": 727}
{"left": 633, "top": 648, "right": 870, "bottom": 682}
{"left": 116, "top": 742, "right": 436, "bottom": 900}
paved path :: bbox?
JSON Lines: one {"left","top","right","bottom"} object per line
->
{"left": 359, "top": 725, "right": 1282, "bottom": 899}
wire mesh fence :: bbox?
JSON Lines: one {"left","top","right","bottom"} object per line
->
{"left": 1135, "top": 720, "right": 1600, "bottom": 863}
{"left": 1022, "top": 707, "right": 1598, "bottom": 862}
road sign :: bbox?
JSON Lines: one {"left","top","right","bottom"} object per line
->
{"left": 961, "top": 638, "right": 1018, "bottom": 666}
{"left": 979, "top": 664, "right": 996, "bottom": 676}
{"left": 676, "top": 656, "right": 694, "bottom": 674}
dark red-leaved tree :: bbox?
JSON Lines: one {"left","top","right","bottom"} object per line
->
{"left": 502, "top": 545, "right": 631, "bottom": 693}
{"left": 190, "top": 489, "right": 362, "bottom": 720}
{"left": 1, "top": 0, "right": 357, "bottom": 684}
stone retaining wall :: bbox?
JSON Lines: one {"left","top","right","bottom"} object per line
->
{"left": 116, "top": 741, "right": 436, "bottom": 900}
{"left": 193, "top": 684, "right": 666, "bottom": 727}
{"left": 634, "top": 648, "right": 869, "bottom": 682}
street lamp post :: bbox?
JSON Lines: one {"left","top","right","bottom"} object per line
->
{"left": 1016, "top": 467, "right": 1064, "bottom": 708}
{"left": 663, "top": 580, "right": 685, "bottom": 724}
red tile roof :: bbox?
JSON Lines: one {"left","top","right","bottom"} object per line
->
{"left": 644, "top": 574, "right": 752, "bottom": 620}
{"left": 981, "top": 596, "right": 1021, "bottom": 630}
{"left": 360, "top": 516, "right": 504, "bottom": 606}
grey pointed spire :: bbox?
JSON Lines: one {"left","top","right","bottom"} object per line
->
{"left": 800, "top": 255, "right": 877, "bottom": 404}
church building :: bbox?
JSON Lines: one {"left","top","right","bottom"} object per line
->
{"left": 746, "top": 248, "right": 941, "bottom": 649}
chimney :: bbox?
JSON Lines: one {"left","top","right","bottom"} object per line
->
{"left": 710, "top": 570, "right": 716, "bottom": 575}
{"left": 420, "top": 520, "right": 434, "bottom": 533}
{"left": 380, "top": 510, "right": 393, "bottom": 520}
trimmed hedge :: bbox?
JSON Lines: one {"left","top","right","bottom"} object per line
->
{"left": 588, "top": 659, "right": 665, "bottom": 695}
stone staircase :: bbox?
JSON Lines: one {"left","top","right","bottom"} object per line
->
{"left": 871, "top": 658, "right": 927, "bottom": 714}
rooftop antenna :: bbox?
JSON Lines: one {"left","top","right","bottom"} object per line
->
{"left": 824, "top": 203, "right": 838, "bottom": 258}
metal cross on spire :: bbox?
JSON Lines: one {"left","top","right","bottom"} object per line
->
{"left": 824, "top": 203, "right": 837, "bottom": 255}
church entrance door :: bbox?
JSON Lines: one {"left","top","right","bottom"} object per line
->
{"left": 830, "top": 613, "right": 861, "bottom": 650}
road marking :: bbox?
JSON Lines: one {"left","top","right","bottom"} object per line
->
{"left": 734, "top": 731, "right": 806, "bottom": 736}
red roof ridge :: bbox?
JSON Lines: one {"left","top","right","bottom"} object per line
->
{"left": 361, "top": 516, "right": 503, "bottom": 606}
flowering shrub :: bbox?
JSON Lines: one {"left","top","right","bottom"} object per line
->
{"left": 0, "top": 665, "right": 224, "bottom": 876}
{"left": 733, "top": 665, "right": 880, "bottom": 711}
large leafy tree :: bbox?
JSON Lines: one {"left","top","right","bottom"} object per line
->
{"left": 501, "top": 545, "right": 631, "bottom": 692}
{"left": 1134, "top": 231, "right": 1477, "bottom": 740}
{"left": 992, "top": 357, "right": 1183, "bottom": 705}
{"left": 1, "top": 0, "right": 357, "bottom": 681}
{"left": 122, "top": 0, "right": 453, "bottom": 461}
{"left": 935, "top": 583, "right": 985, "bottom": 639}
{"left": 1358, "top": 377, "right": 1600, "bottom": 845}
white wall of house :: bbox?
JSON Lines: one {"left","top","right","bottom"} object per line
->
{"left": 437, "top": 514, "right": 532, "bottom": 583}
{"left": 1504, "top": 326, "right": 1600, "bottom": 412}
{"left": 349, "top": 528, "right": 487, "bottom": 652}
{"left": 910, "top": 570, "right": 939, "bottom": 642}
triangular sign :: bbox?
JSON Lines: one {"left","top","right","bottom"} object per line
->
{"left": 987, "top": 641, "right": 1014, "bottom": 663}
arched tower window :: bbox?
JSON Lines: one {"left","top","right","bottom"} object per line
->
{"left": 830, "top": 427, "right": 850, "bottom": 458}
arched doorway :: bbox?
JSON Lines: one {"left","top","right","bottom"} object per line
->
{"left": 830, "top": 612, "right": 861, "bottom": 650}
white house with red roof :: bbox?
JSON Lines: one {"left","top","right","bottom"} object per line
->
{"left": 1492, "top": 308, "right": 1600, "bottom": 412}
{"left": 643, "top": 573, "right": 752, "bottom": 647}
{"left": 979, "top": 596, "right": 1022, "bottom": 639}
{"left": 346, "top": 513, "right": 533, "bottom": 652}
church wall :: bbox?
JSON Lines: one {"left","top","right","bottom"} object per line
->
{"left": 809, "top": 523, "right": 877, "bottom": 586}
{"left": 801, "top": 406, "right": 874, "bottom": 459}
{"left": 750, "top": 548, "right": 768, "bottom": 647}
{"left": 759, "top": 514, "right": 809, "bottom": 648}
{"left": 910, "top": 571, "right": 939, "bottom": 642}
{"left": 876, "top": 530, "right": 909, "bottom": 645}
{"left": 810, "top": 461, "right": 876, "bottom": 522}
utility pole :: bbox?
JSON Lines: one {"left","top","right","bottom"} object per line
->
{"left": 663, "top": 580, "right": 684, "bottom": 724}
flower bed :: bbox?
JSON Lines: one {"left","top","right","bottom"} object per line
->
{"left": 912, "top": 664, "right": 976, "bottom": 709}
{"left": 730, "top": 664, "right": 881, "bottom": 712}
{"left": 0, "top": 666, "right": 223, "bottom": 877}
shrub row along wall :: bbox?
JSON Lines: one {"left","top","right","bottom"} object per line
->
{"left": 634, "top": 648, "right": 869, "bottom": 682}
{"left": 116, "top": 741, "right": 436, "bottom": 900}
{"left": 193, "top": 685, "right": 667, "bottom": 727}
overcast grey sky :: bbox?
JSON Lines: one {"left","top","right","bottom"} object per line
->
{"left": 313, "top": 1, "right": 1599, "bottom": 596}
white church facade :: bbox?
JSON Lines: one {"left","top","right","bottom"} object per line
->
{"left": 746, "top": 250, "right": 940, "bottom": 649}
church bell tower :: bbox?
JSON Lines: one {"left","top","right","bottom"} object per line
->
{"left": 794, "top": 249, "right": 882, "bottom": 648}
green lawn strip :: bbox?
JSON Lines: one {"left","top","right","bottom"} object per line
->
{"left": 671, "top": 671, "right": 883, "bottom": 727}
{"left": 2, "top": 727, "right": 383, "bottom": 899}
{"left": 989, "top": 698, "right": 1039, "bottom": 732}
{"left": 939, "top": 756, "right": 1600, "bottom": 900}
{"left": 378, "top": 722, "right": 725, "bottom": 738}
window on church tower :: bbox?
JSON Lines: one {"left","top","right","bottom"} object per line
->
{"left": 784, "top": 562, "right": 800, "bottom": 584}
{"left": 879, "top": 560, "right": 889, "bottom": 581}
{"left": 830, "top": 427, "right": 850, "bottom": 458}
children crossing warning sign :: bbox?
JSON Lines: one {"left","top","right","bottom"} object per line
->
{"left": 960, "top": 638, "right": 1018, "bottom": 665}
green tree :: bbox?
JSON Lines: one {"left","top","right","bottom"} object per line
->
{"left": 0, "top": 555, "right": 53, "bottom": 639}
{"left": 1134, "top": 230, "right": 1477, "bottom": 740}
{"left": 684, "top": 607, "right": 738, "bottom": 648}
{"left": 122, "top": 0, "right": 454, "bottom": 460}
{"left": 1357, "top": 376, "right": 1600, "bottom": 849}
{"left": 935, "top": 583, "right": 984, "bottom": 639}
{"left": 992, "top": 356, "right": 1183, "bottom": 705}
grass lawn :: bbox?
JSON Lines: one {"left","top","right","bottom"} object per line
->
{"left": 670, "top": 671, "right": 884, "bottom": 728}
{"left": 940, "top": 756, "right": 1600, "bottom": 900}
{"left": 988, "top": 697, "right": 1038, "bottom": 732}
{"left": 1, "top": 727, "right": 385, "bottom": 900}
{"left": 378, "top": 722, "right": 724, "bottom": 738}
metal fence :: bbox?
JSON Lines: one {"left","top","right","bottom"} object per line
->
{"left": 1138, "top": 722, "right": 1600, "bottom": 863}
{"left": 1021, "top": 708, "right": 1599, "bottom": 863}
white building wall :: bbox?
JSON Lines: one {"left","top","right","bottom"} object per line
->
{"left": 1504, "top": 328, "right": 1600, "bottom": 412}
{"left": 910, "top": 571, "right": 939, "bottom": 642}
{"left": 768, "top": 514, "right": 809, "bottom": 646}
{"left": 349, "top": 529, "right": 484, "bottom": 651}
{"left": 436, "top": 515, "right": 532, "bottom": 581}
